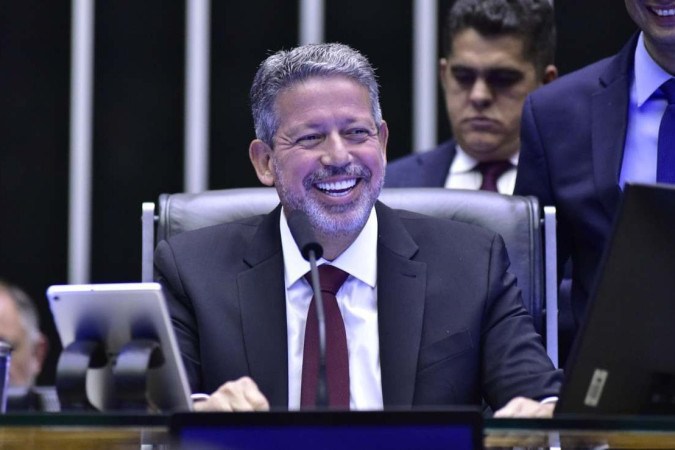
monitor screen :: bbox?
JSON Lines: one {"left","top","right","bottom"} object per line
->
{"left": 47, "top": 282, "right": 192, "bottom": 412}
{"left": 170, "top": 410, "right": 483, "bottom": 450}
{"left": 556, "top": 183, "right": 675, "bottom": 415}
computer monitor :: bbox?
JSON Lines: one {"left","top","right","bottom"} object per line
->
{"left": 47, "top": 282, "right": 192, "bottom": 412}
{"left": 556, "top": 183, "right": 675, "bottom": 415}
{"left": 170, "top": 410, "right": 483, "bottom": 450}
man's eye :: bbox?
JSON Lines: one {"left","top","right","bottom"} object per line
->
{"left": 450, "top": 68, "right": 477, "bottom": 87}
{"left": 296, "top": 134, "right": 322, "bottom": 144}
{"left": 486, "top": 70, "right": 524, "bottom": 89}
{"left": 345, "top": 128, "right": 372, "bottom": 141}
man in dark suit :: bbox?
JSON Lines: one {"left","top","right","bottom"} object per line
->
{"left": 514, "top": 0, "right": 675, "bottom": 330}
{"left": 155, "top": 43, "right": 561, "bottom": 416}
{"left": 385, "top": 0, "right": 557, "bottom": 193}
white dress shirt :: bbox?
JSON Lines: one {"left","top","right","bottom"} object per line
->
{"left": 621, "top": 32, "right": 674, "bottom": 187}
{"left": 280, "top": 208, "right": 383, "bottom": 410}
{"left": 444, "top": 145, "right": 519, "bottom": 194}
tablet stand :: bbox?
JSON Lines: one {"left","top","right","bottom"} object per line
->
{"left": 56, "top": 338, "right": 166, "bottom": 411}
{"left": 113, "top": 339, "right": 164, "bottom": 411}
{"left": 56, "top": 340, "right": 107, "bottom": 410}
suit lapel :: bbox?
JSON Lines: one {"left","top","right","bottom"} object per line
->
{"left": 237, "top": 205, "right": 289, "bottom": 408}
{"left": 591, "top": 34, "right": 637, "bottom": 218}
{"left": 424, "top": 140, "right": 457, "bottom": 187}
{"left": 375, "top": 202, "right": 427, "bottom": 407}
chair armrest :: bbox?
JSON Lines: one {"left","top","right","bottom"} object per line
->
{"left": 141, "top": 202, "right": 156, "bottom": 282}
{"left": 543, "top": 206, "right": 558, "bottom": 367}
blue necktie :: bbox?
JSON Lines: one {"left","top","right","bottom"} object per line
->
{"left": 657, "top": 79, "right": 675, "bottom": 184}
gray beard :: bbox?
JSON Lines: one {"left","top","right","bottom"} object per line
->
{"left": 273, "top": 162, "right": 383, "bottom": 238}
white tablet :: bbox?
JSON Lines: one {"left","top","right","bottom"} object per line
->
{"left": 47, "top": 282, "right": 192, "bottom": 412}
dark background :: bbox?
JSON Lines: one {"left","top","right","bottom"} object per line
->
{"left": 0, "top": 1, "right": 636, "bottom": 385}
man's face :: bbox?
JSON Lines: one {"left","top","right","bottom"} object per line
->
{"left": 440, "top": 28, "right": 542, "bottom": 162}
{"left": 625, "top": 0, "right": 675, "bottom": 54}
{"left": 0, "top": 292, "right": 37, "bottom": 387}
{"left": 253, "top": 76, "right": 388, "bottom": 242}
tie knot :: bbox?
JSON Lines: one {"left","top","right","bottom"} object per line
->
{"left": 661, "top": 78, "right": 675, "bottom": 105}
{"left": 476, "top": 160, "right": 513, "bottom": 192}
{"left": 305, "top": 265, "right": 349, "bottom": 295}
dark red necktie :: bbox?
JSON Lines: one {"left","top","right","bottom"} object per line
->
{"left": 657, "top": 78, "right": 675, "bottom": 184}
{"left": 476, "top": 160, "right": 513, "bottom": 192}
{"left": 301, "top": 265, "right": 350, "bottom": 409}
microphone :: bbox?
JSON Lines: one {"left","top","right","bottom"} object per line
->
{"left": 286, "top": 210, "right": 328, "bottom": 408}
{"left": 287, "top": 210, "right": 323, "bottom": 261}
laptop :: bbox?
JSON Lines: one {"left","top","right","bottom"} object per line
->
{"left": 170, "top": 409, "right": 483, "bottom": 450}
{"left": 47, "top": 282, "right": 192, "bottom": 412}
{"left": 556, "top": 182, "right": 675, "bottom": 415}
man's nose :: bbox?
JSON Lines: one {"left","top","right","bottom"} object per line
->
{"left": 320, "top": 133, "right": 352, "bottom": 167}
{"left": 468, "top": 77, "right": 493, "bottom": 109}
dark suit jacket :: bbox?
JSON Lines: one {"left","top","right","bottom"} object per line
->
{"left": 385, "top": 139, "right": 456, "bottom": 187}
{"left": 155, "top": 201, "right": 561, "bottom": 411}
{"left": 514, "top": 34, "right": 638, "bottom": 324}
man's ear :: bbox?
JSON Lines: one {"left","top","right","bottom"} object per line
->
{"left": 31, "top": 333, "right": 48, "bottom": 376}
{"left": 542, "top": 64, "right": 558, "bottom": 85}
{"left": 438, "top": 58, "right": 450, "bottom": 92}
{"left": 249, "top": 139, "right": 275, "bottom": 186}
{"left": 378, "top": 120, "right": 389, "bottom": 163}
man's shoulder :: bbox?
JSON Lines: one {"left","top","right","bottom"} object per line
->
{"left": 382, "top": 206, "right": 501, "bottom": 269}
{"left": 163, "top": 214, "right": 265, "bottom": 250}
{"left": 389, "top": 140, "right": 454, "bottom": 166}
{"left": 397, "top": 207, "right": 493, "bottom": 233}
{"left": 385, "top": 140, "right": 455, "bottom": 187}
{"left": 530, "top": 35, "right": 635, "bottom": 105}
{"left": 532, "top": 56, "right": 617, "bottom": 102}
{"left": 383, "top": 204, "right": 497, "bottom": 247}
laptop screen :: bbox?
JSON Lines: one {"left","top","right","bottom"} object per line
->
{"left": 170, "top": 410, "right": 483, "bottom": 450}
{"left": 556, "top": 183, "right": 675, "bottom": 415}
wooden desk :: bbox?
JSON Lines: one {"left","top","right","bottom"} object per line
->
{"left": 3, "top": 414, "right": 675, "bottom": 449}
{"left": 486, "top": 416, "right": 675, "bottom": 449}
{"left": 0, "top": 414, "right": 168, "bottom": 450}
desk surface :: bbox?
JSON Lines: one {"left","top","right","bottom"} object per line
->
{"left": 3, "top": 414, "right": 675, "bottom": 449}
{"left": 487, "top": 416, "right": 675, "bottom": 448}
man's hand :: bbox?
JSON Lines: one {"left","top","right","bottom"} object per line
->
{"left": 493, "top": 396, "right": 555, "bottom": 418}
{"left": 193, "top": 376, "right": 270, "bottom": 412}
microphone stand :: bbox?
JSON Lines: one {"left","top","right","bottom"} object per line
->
{"left": 307, "top": 248, "right": 329, "bottom": 408}
{"left": 287, "top": 210, "right": 329, "bottom": 409}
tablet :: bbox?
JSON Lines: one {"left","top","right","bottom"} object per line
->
{"left": 47, "top": 282, "right": 192, "bottom": 412}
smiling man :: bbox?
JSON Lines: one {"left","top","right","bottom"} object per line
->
{"left": 155, "top": 43, "right": 561, "bottom": 417}
{"left": 250, "top": 75, "right": 387, "bottom": 260}
{"left": 386, "top": 0, "right": 557, "bottom": 194}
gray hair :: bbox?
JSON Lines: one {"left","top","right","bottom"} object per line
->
{"left": 0, "top": 281, "right": 41, "bottom": 344}
{"left": 250, "top": 43, "right": 382, "bottom": 147}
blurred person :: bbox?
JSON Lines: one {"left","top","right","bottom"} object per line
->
{"left": 0, "top": 280, "right": 58, "bottom": 411}
{"left": 386, "top": 0, "right": 557, "bottom": 194}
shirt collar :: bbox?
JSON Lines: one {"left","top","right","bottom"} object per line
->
{"left": 280, "top": 207, "right": 378, "bottom": 288}
{"left": 634, "top": 32, "right": 673, "bottom": 107}
{"left": 450, "top": 144, "right": 519, "bottom": 174}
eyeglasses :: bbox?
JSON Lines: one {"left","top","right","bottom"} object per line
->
{"left": 450, "top": 65, "right": 525, "bottom": 90}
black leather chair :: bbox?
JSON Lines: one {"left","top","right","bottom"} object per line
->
{"left": 142, "top": 187, "right": 558, "bottom": 364}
